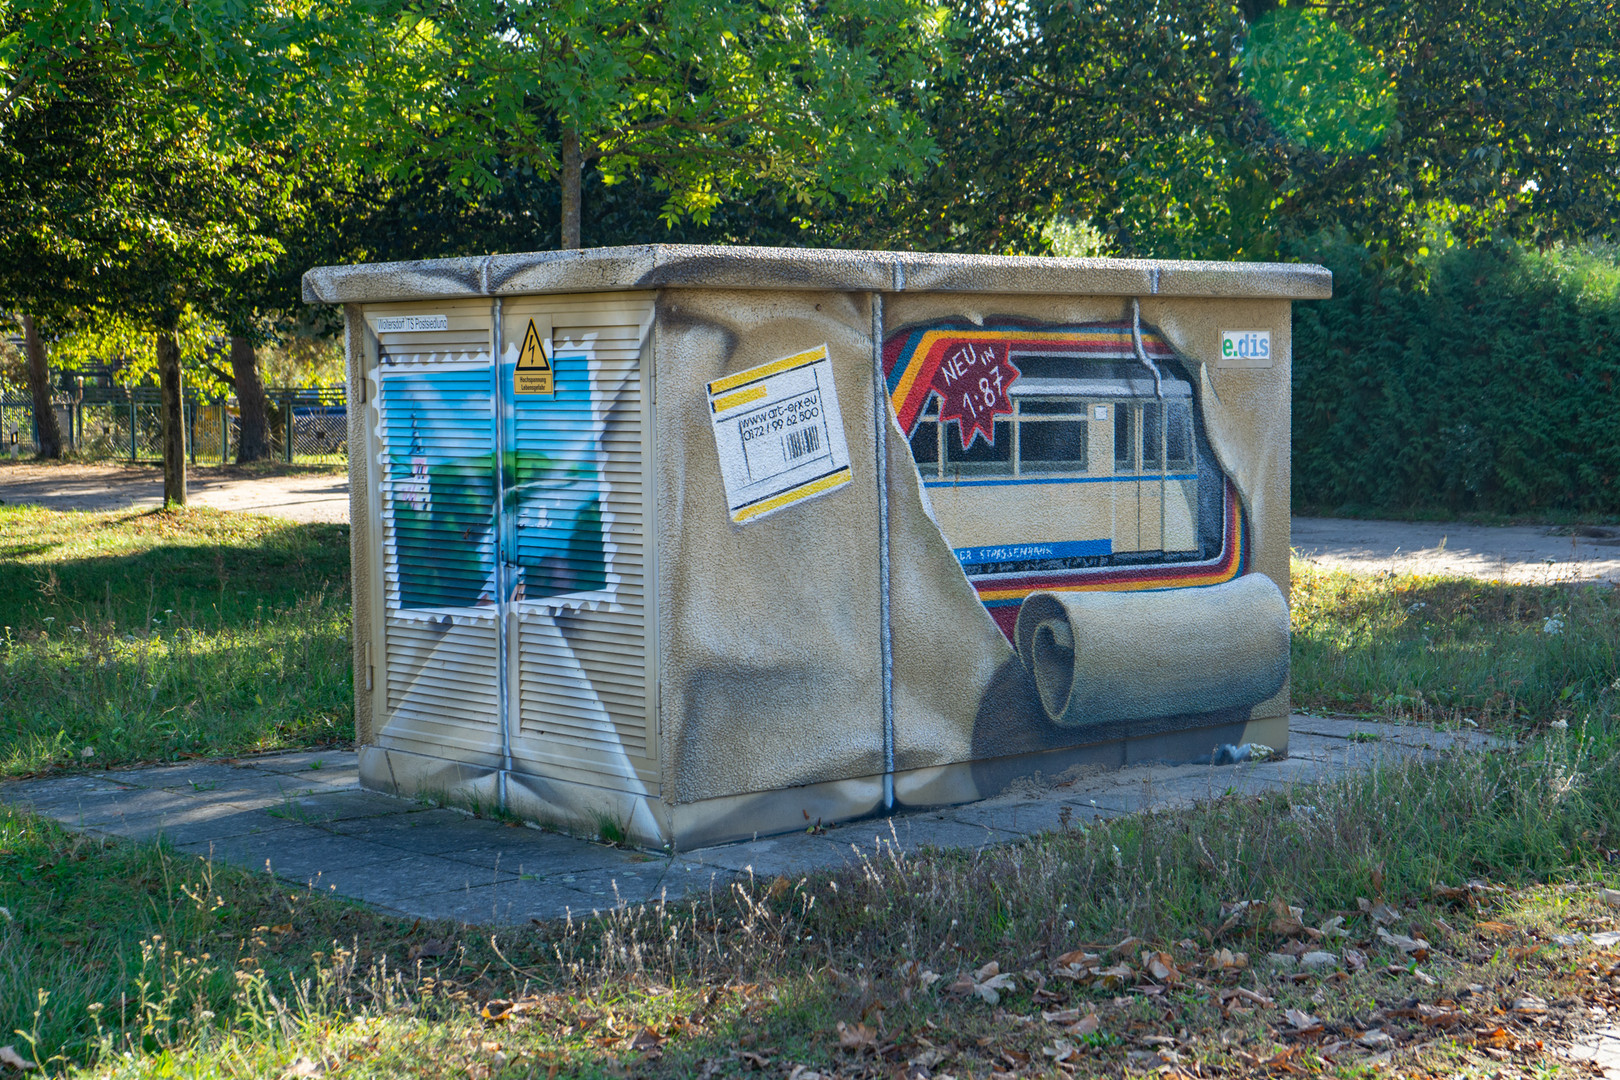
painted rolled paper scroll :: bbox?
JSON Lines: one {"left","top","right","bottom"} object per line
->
{"left": 1012, "top": 573, "right": 1290, "bottom": 728}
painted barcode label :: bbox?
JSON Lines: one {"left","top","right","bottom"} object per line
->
{"left": 785, "top": 426, "right": 821, "bottom": 461}
{"left": 706, "top": 343, "right": 853, "bottom": 524}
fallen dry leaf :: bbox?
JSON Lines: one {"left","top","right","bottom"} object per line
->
{"left": 1284, "top": 1008, "right": 1323, "bottom": 1032}
{"left": 1043, "top": 1039, "right": 1078, "bottom": 1064}
{"left": 1065, "top": 1014, "right": 1101, "bottom": 1037}
{"left": 1208, "top": 947, "right": 1249, "bottom": 970}
{"left": 895, "top": 959, "right": 941, "bottom": 988}
{"left": 1358, "top": 897, "right": 1402, "bottom": 925}
{"left": 408, "top": 939, "right": 452, "bottom": 961}
{"left": 1095, "top": 963, "right": 1134, "bottom": 990}
{"left": 280, "top": 1057, "right": 323, "bottom": 1079}
{"left": 0, "top": 1047, "right": 35, "bottom": 1072}
{"left": 1375, "top": 926, "right": 1430, "bottom": 955}
{"left": 1511, "top": 995, "right": 1549, "bottom": 1016}
{"left": 1220, "top": 986, "right": 1275, "bottom": 1009}
{"left": 836, "top": 1021, "right": 877, "bottom": 1053}
{"left": 1357, "top": 1030, "right": 1395, "bottom": 1050}
{"left": 1269, "top": 897, "right": 1307, "bottom": 937}
{"left": 1052, "top": 949, "right": 1100, "bottom": 969}
{"left": 1390, "top": 1003, "right": 1466, "bottom": 1027}
{"left": 1142, "top": 950, "right": 1181, "bottom": 982}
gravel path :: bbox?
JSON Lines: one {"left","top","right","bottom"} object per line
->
{"left": 1292, "top": 516, "right": 1620, "bottom": 585}
{"left": 0, "top": 462, "right": 349, "bottom": 524}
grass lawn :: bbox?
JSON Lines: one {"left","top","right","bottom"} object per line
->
{"left": 0, "top": 506, "right": 352, "bottom": 777}
{"left": 3, "top": 507, "right": 1620, "bottom": 1078}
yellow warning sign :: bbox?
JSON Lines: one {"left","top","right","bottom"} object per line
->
{"left": 513, "top": 318, "right": 553, "bottom": 395}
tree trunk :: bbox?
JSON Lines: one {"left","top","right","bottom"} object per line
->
{"left": 230, "top": 336, "right": 271, "bottom": 463}
{"left": 20, "top": 315, "right": 64, "bottom": 459}
{"left": 157, "top": 332, "right": 186, "bottom": 506}
{"left": 560, "top": 128, "right": 582, "bottom": 250}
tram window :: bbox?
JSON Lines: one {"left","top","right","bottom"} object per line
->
{"left": 1142, "top": 401, "right": 1194, "bottom": 470}
{"left": 1018, "top": 399, "right": 1087, "bottom": 473}
{"left": 1167, "top": 401, "right": 1193, "bottom": 467}
{"left": 909, "top": 400, "right": 940, "bottom": 468}
{"left": 1114, "top": 405, "right": 1135, "bottom": 472}
{"left": 943, "top": 420, "right": 1012, "bottom": 475}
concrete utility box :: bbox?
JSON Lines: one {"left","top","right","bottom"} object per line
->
{"left": 304, "top": 246, "right": 1330, "bottom": 849}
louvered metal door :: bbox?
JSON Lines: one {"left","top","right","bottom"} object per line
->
{"left": 367, "top": 302, "right": 503, "bottom": 767}
{"left": 366, "top": 296, "right": 654, "bottom": 801}
{"left": 498, "top": 295, "right": 658, "bottom": 799}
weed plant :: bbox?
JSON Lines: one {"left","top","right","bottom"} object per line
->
{"left": 0, "top": 507, "right": 351, "bottom": 775}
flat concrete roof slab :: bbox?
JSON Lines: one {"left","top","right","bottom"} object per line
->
{"left": 303, "top": 244, "right": 1332, "bottom": 304}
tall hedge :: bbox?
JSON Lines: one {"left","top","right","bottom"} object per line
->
{"left": 1292, "top": 242, "right": 1620, "bottom": 516}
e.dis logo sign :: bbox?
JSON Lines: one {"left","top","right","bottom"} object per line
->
{"left": 1219, "top": 330, "right": 1272, "bottom": 368}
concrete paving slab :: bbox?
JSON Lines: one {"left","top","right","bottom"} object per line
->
{"left": 560, "top": 866, "right": 668, "bottom": 906}
{"left": 241, "top": 750, "right": 358, "bottom": 776}
{"left": 176, "top": 825, "right": 400, "bottom": 883}
{"left": 97, "top": 801, "right": 305, "bottom": 846}
{"left": 680, "top": 834, "right": 860, "bottom": 878}
{"left": 1291, "top": 515, "right": 1620, "bottom": 585}
{"left": 260, "top": 789, "right": 427, "bottom": 826}
{"left": 946, "top": 796, "right": 1118, "bottom": 835}
{"left": 818, "top": 815, "right": 1020, "bottom": 855}
{"left": 105, "top": 762, "right": 274, "bottom": 790}
{"left": 392, "top": 878, "right": 608, "bottom": 926}
{"left": 28, "top": 784, "right": 226, "bottom": 830}
{"left": 0, "top": 713, "right": 1503, "bottom": 926}
{"left": 1242, "top": 755, "right": 1359, "bottom": 789}
{"left": 324, "top": 809, "right": 502, "bottom": 852}
{"left": 5, "top": 775, "right": 140, "bottom": 819}
{"left": 303, "top": 853, "right": 521, "bottom": 909}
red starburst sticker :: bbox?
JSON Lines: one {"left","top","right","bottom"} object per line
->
{"left": 930, "top": 340, "right": 1021, "bottom": 449}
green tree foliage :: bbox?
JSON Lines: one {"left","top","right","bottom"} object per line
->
{"left": 857, "top": 0, "right": 1620, "bottom": 264}
{"left": 325, "top": 0, "right": 952, "bottom": 248}
{"left": 1293, "top": 240, "right": 1620, "bottom": 515}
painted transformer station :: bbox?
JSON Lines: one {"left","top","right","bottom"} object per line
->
{"left": 304, "top": 246, "right": 1331, "bottom": 849}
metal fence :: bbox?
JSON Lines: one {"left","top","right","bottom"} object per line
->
{"left": 0, "top": 386, "right": 347, "bottom": 465}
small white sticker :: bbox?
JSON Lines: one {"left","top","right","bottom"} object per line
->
{"left": 707, "top": 344, "right": 853, "bottom": 524}
{"left": 375, "top": 314, "right": 450, "bottom": 333}
{"left": 1219, "top": 329, "right": 1273, "bottom": 368}
{"left": 1093, "top": 404, "right": 1108, "bottom": 420}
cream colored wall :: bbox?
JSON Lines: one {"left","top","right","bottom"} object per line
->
{"left": 343, "top": 304, "right": 375, "bottom": 744}
{"left": 1144, "top": 295, "right": 1293, "bottom": 721}
{"left": 652, "top": 289, "right": 885, "bottom": 806}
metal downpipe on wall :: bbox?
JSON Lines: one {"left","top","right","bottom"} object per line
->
{"left": 872, "top": 293, "right": 895, "bottom": 812}
{"left": 491, "top": 298, "right": 513, "bottom": 808}
{"left": 1131, "top": 298, "right": 1169, "bottom": 554}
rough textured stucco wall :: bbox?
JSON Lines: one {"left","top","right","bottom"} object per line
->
{"left": 343, "top": 303, "right": 375, "bottom": 744}
{"left": 1144, "top": 296, "right": 1293, "bottom": 721}
{"left": 653, "top": 289, "right": 884, "bottom": 805}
